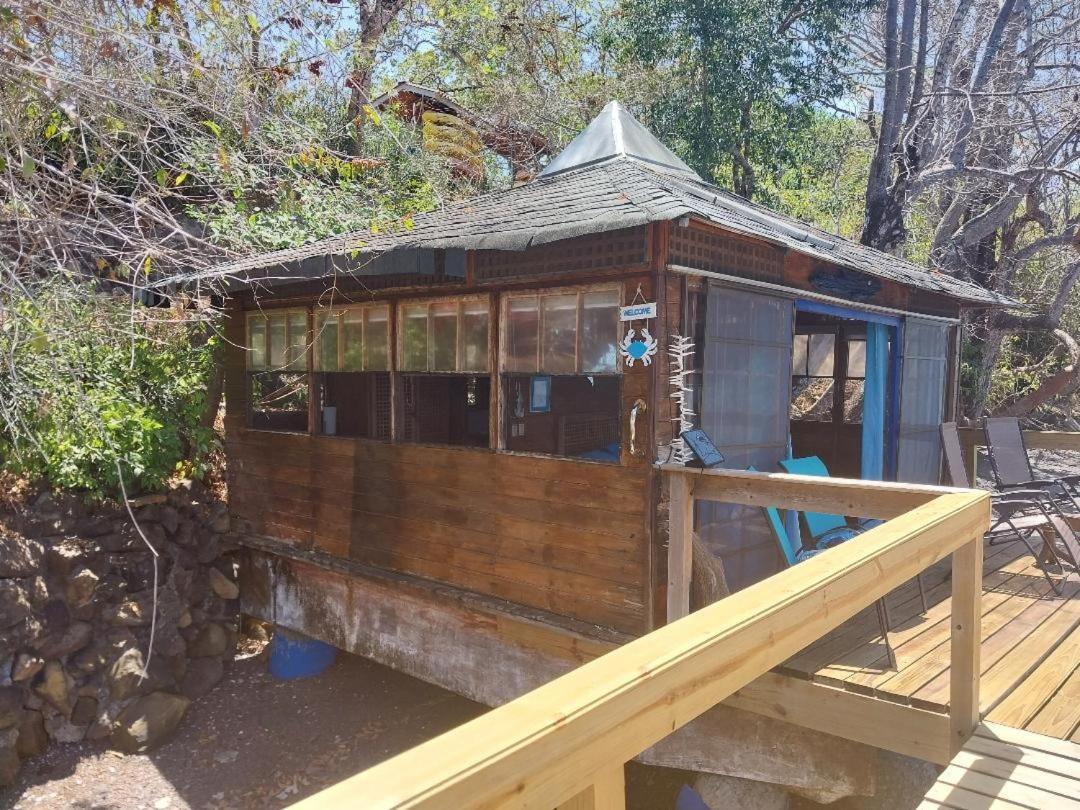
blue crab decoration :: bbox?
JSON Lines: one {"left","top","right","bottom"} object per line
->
{"left": 620, "top": 327, "right": 658, "bottom": 367}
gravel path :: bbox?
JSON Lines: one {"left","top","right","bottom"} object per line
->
{"left": 0, "top": 644, "right": 484, "bottom": 809}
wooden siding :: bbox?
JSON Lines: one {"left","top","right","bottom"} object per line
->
{"left": 225, "top": 287, "right": 652, "bottom": 636}
{"left": 227, "top": 430, "right": 651, "bottom": 634}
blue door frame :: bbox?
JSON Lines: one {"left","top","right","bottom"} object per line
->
{"left": 794, "top": 300, "right": 902, "bottom": 480}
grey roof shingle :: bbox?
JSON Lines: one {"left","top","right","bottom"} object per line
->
{"left": 181, "top": 155, "right": 1009, "bottom": 306}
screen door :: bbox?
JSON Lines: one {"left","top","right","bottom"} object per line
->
{"left": 896, "top": 318, "right": 951, "bottom": 483}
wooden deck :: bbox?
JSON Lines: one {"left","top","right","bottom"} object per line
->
{"left": 919, "top": 722, "right": 1080, "bottom": 809}
{"left": 778, "top": 534, "right": 1080, "bottom": 742}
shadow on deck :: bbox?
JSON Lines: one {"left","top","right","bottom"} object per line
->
{"left": 778, "top": 534, "right": 1080, "bottom": 743}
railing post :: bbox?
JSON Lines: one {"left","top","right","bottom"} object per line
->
{"left": 949, "top": 535, "right": 983, "bottom": 754}
{"left": 666, "top": 472, "right": 693, "bottom": 623}
{"left": 557, "top": 766, "right": 626, "bottom": 810}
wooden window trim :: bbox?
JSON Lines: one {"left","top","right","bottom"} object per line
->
{"left": 245, "top": 308, "right": 310, "bottom": 372}
{"left": 501, "top": 282, "right": 623, "bottom": 376}
{"left": 394, "top": 294, "right": 491, "bottom": 374}
{"left": 314, "top": 301, "right": 391, "bottom": 372}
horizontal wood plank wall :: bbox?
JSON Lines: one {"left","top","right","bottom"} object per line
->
{"left": 228, "top": 432, "right": 651, "bottom": 634}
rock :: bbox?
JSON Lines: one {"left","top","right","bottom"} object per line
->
{"left": 177, "top": 609, "right": 192, "bottom": 629}
{"left": 103, "top": 599, "right": 152, "bottom": 627}
{"left": 187, "top": 623, "right": 228, "bottom": 658}
{"left": 159, "top": 506, "right": 180, "bottom": 535}
{"left": 180, "top": 657, "right": 223, "bottom": 700}
{"left": 45, "top": 712, "right": 86, "bottom": 743}
{"left": 0, "top": 581, "right": 32, "bottom": 629}
{"left": 45, "top": 539, "right": 89, "bottom": 578}
{"left": 693, "top": 773, "right": 791, "bottom": 810}
{"left": 0, "top": 687, "right": 23, "bottom": 728}
{"left": 0, "top": 535, "right": 44, "bottom": 578}
{"left": 0, "top": 744, "right": 18, "bottom": 787}
{"left": 25, "top": 577, "right": 49, "bottom": 609}
{"left": 33, "top": 661, "right": 71, "bottom": 715}
{"left": 110, "top": 692, "right": 190, "bottom": 753}
{"left": 74, "top": 515, "right": 114, "bottom": 538}
{"left": 16, "top": 709, "right": 47, "bottom": 757}
{"left": 107, "top": 648, "right": 147, "bottom": 702}
{"left": 208, "top": 510, "right": 230, "bottom": 533}
{"left": 196, "top": 535, "right": 221, "bottom": 565}
{"left": 11, "top": 653, "right": 43, "bottom": 683}
{"left": 71, "top": 695, "right": 98, "bottom": 726}
{"left": 66, "top": 568, "right": 100, "bottom": 607}
{"left": 207, "top": 568, "right": 239, "bottom": 601}
{"left": 34, "top": 621, "right": 93, "bottom": 660}
{"left": 172, "top": 521, "right": 196, "bottom": 548}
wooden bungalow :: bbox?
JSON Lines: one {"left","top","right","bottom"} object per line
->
{"left": 212, "top": 102, "right": 1011, "bottom": 798}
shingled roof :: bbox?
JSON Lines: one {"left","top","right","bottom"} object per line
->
{"left": 184, "top": 102, "right": 1009, "bottom": 306}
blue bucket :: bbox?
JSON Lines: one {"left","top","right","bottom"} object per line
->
{"left": 268, "top": 626, "right": 337, "bottom": 679}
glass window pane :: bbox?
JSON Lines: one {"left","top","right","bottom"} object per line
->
{"left": 431, "top": 301, "right": 458, "bottom": 371}
{"left": 315, "top": 313, "right": 338, "bottom": 372}
{"left": 268, "top": 313, "right": 287, "bottom": 368}
{"left": 461, "top": 300, "right": 489, "bottom": 372}
{"left": 401, "top": 303, "right": 428, "bottom": 371}
{"left": 507, "top": 297, "right": 539, "bottom": 372}
{"left": 807, "top": 333, "right": 835, "bottom": 376}
{"left": 364, "top": 306, "right": 389, "bottom": 371}
{"left": 790, "top": 377, "right": 834, "bottom": 421}
{"left": 541, "top": 294, "right": 577, "bottom": 374}
{"left": 343, "top": 311, "right": 364, "bottom": 371}
{"left": 847, "top": 339, "right": 866, "bottom": 378}
{"left": 792, "top": 334, "right": 808, "bottom": 377}
{"left": 248, "top": 316, "right": 266, "bottom": 369}
{"left": 580, "top": 290, "right": 619, "bottom": 373}
{"left": 286, "top": 313, "right": 307, "bottom": 370}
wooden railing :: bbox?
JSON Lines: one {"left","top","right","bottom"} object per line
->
{"left": 957, "top": 426, "right": 1080, "bottom": 484}
{"left": 293, "top": 468, "right": 990, "bottom": 810}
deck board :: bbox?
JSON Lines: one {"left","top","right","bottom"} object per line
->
{"left": 782, "top": 534, "right": 1080, "bottom": 741}
{"left": 919, "top": 723, "right": 1080, "bottom": 809}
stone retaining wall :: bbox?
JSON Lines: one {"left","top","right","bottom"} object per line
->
{"left": 0, "top": 481, "right": 239, "bottom": 785}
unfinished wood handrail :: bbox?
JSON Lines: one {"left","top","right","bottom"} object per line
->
{"left": 292, "top": 470, "right": 990, "bottom": 810}
{"left": 957, "top": 426, "right": 1080, "bottom": 483}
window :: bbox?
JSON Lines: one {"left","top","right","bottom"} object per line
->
{"left": 246, "top": 311, "right": 310, "bottom": 432}
{"left": 843, "top": 338, "right": 866, "bottom": 424}
{"left": 314, "top": 304, "right": 391, "bottom": 439}
{"left": 397, "top": 297, "right": 491, "bottom": 447}
{"left": 398, "top": 298, "right": 490, "bottom": 373}
{"left": 790, "top": 332, "right": 836, "bottom": 422}
{"left": 502, "top": 288, "right": 622, "bottom": 462}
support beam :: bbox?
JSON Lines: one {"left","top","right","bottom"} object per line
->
{"left": 949, "top": 538, "right": 983, "bottom": 754}
{"left": 557, "top": 766, "right": 625, "bottom": 810}
{"left": 667, "top": 473, "right": 693, "bottom": 623}
{"left": 726, "top": 672, "right": 952, "bottom": 766}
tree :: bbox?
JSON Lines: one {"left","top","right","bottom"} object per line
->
{"left": 0, "top": 0, "right": 442, "bottom": 495}
{"left": 853, "top": 0, "right": 1080, "bottom": 419}
{"left": 601, "top": 0, "right": 870, "bottom": 199}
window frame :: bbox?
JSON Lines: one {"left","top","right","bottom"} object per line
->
{"left": 246, "top": 308, "right": 311, "bottom": 372}
{"left": 313, "top": 301, "right": 392, "bottom": 373}
{"left": 245, "top": 307, "right": 312, "bottom": 434}
{"left": 395, "top": 294, "right": 492, "bottom": 374}
{"left": 500, "top": 283, "right": 623, "bottom": 376}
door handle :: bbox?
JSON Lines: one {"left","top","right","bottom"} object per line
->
{"left": 630, "top": 398, "right": 647, "bottom": 457}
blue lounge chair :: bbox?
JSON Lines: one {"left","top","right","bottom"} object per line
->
{"left": 779, "top": 456, "right": 928, "bottom": 613}
{"left": 758, "top": 494, "right": 898, "bottom": 669}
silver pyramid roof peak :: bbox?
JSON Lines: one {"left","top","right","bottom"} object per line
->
{"left": 537, "top": 101, "right": 701, "bottom": 181}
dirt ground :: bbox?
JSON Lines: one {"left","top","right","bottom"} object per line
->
{"left": 0, "top": 643, "right": 487, "bottom": 810}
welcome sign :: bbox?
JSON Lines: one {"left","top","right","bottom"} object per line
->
{"left": 619, "top": 302, "right": 657, "bottom": 321}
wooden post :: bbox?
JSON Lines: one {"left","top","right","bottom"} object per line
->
{"left": 557, "top": 766, "right": 626, "bottom": 810}
{"left": 949, "top": 536, "right": 983, "bottom": 753}
{"left": 666, "top": 472, "right": 693, "bottom": 623}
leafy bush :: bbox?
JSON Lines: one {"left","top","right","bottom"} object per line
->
{"left": 0, "top": 282, "right": 216, "bottom": 499}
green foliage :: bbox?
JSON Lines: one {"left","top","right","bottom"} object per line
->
{"left": 0, "top": 284, "right": 216, "bottom": 499}
{"left": 600, "top": 0, "right": 870, "bottom": 198}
